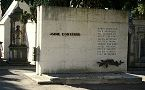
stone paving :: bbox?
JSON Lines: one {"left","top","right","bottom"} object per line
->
{"left": 25, "top": 72, "right": 142, "bottom": 84}
{"left": 1, "top": 66, "right": 145, "bottom": 90}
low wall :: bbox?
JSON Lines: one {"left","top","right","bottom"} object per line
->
{"left": 37, "top": 6, "right": 128, "bottom": 74}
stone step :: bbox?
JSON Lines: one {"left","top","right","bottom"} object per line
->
{"left": 24, "top": 72, "right": 142, "bottom": 85}
{"left": 50, "top": 73, "right": 142, "bottom": 84}
{"left": 7, "top": 61, "right": 30, "bottom": 66}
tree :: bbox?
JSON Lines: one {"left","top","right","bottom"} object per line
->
{"left": 132, "top": 0, "right": 145, "bottom": 19}
{"left": 1, "top": 0, "right": 145, "bottom": 20}
{"left": 1, "top": 0, "right": 13, "bottom": 16}
{"left": 19, "top": 0, "right": 144, "bottom": 19}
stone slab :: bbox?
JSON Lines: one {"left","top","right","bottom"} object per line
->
{"left": 24, "top": 72, "right": 142, "bottom": 85}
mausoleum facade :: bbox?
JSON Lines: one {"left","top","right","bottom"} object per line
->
{"left": 36, "top": 6, "right": 128, "bottom": 74}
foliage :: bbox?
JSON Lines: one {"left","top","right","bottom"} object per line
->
{"left": 16, "top": 0, "right": 139, "bottom": 9}
{"left": 1, "top": 0, "right": 145, "bottom": 21}
{"left": 20, "top": 11, "right": 31, "bottom": 24}
{"left": 1, "top": 0, "right": 13, "bottom": 16}
{"left": 132, "top": 3, "right": 145, "bottom": 19}
{"left": 16, "top": 0, "right": 144, "bottom": 19}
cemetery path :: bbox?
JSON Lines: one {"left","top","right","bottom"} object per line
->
{"left": 0, "top": 66, "right": 145, "bottom": 90}
{"left": 0, "top": 66, "right": 88, "bottom": 90}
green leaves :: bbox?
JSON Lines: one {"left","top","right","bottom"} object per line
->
{"left": 132, "top": 3, "right": 145, "bottom": 19}
{"left": 1, "top": 0, "right": 145, "bottom": 21}
{"left": 137, "top": 4, "right": 145, "bottom": 15}
{"left": 20, "top": 11, "right": 31, "bottom": 24}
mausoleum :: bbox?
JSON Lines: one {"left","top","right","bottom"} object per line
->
{"left": 1, "top": 1, "right": 145, "bottom": 75}
{"left": 36, "top": 6, "right": 128, "bottom": 74}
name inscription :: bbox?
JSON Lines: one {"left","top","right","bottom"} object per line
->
{"left": 50, "top": 33, "right": 80, "bottom": 36}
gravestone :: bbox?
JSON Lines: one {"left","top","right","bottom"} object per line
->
{"left": 36, "top": 6, "right": 128, "bottom": 74}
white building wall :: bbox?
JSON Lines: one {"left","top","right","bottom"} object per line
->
{"left": 0, "top": 18, "right": 11, "bottom": 59}
{"left": 0, "top": 1, "right": 2, "bottom": 19}
{"left": 26, "top": 20, "right": 36, "bottom": 64}
{"left": 36, "top": 6, "right": 43, "bottom": 75}
{"left": 4, "top": 18, "right": 11, "bottom": 59}
{"left": 0, "top": 24, "right": 4, "bottom": 58}
{"left": 38, "top": 7, "right": 128, "bottom": 74}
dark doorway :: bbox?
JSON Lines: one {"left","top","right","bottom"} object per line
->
{"left": 140, "top": 36, "right": 145, "bottom": 62}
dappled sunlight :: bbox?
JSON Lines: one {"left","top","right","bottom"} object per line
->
{"left": 128, "top": 71, "right": 145, "bottom": 82}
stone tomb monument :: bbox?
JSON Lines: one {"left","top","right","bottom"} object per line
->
{"left": 8, "top": 6, "right": 28, "bottom": 65}
{"left": 36, "top": 6, "right": 128, "bottom": 74}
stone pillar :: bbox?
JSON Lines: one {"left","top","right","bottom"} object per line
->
{"left": 10, "top": 19, "right": 15, "bottom": 45}
{"left": 21, "top": 24, "right": 26, "bottom": 45}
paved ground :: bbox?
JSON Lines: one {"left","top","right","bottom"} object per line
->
{"left": 1, "top": 66, "right": 145, "bottom": 90}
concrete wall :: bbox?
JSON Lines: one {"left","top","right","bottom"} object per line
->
{"left": 37, "top": 6, "right": 128, "bottom": 74}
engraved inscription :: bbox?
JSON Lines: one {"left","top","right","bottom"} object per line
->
{"left": 97, "top": 27, "right": 118, "bottom": 55}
